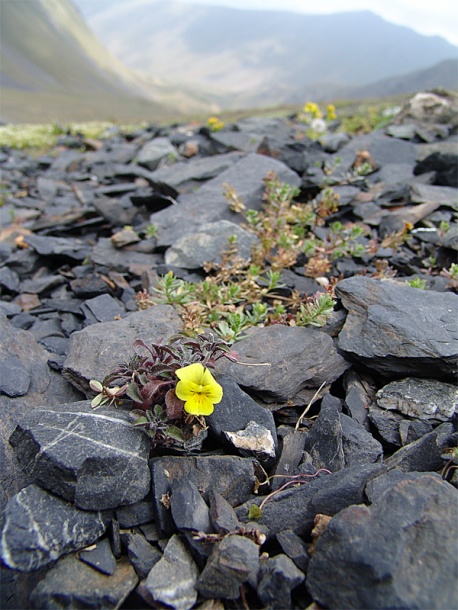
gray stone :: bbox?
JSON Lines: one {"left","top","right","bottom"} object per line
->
{"left": 120, "top": 531, "right": 162, "bottom": 579}
{"left": 137, "top": 137, "right": 178, "bottom": 170}
{"left": 79, "top": 537, "right": 117, "bottom": 575}
{"left": 23, "top": 234, "right": 88, "bottom": 261}
{"left": 30, "top": 554, "right": 137, "bottom": 610}
{"left": 170, "top": 478, "right": 212, "bottom": 555}
{"left": 257, "top": 554, "right": 305, "bottom": 608}
{"left": 0, "top": 315, "right": 82, "bottom": 511}
{"left": 63, "top": 304, "right": 181, "bottom": 395}
{"left": 0, "top": 484, "right": 109, "bottom": 571}
{"left": 218, "top": 325, "right": 350, "bottom": 402}
{"left": 90, "top": 237, "right": 162, "bottom": 274}
{"left": 210, "top": 130, "right": 264, "bottom": 152}
{"left": 270, "top": 429, "right": 307, "bottom": 491}
{"left": 80, "top": 293, "right": 125, "bottom": 323}
{"left": 207, "top": 375, "right": 277, "bottom": 463}
{"left": 410, "top": 182, "right": 458, "bottom": 207}
{"left": 115, "top": 500, "right": 155, "bottom": 528}
{"left": 376, "top": 377, "right": 458, "bottom": 421}
{"left": 385, "top": 422, "right": 454, "bottom": 472}
{"left": 197, "top": 534, "right": 260, "bottom": 599}
{"left": 236, "top": 463, "right": 384, "bottom": 539}
{"left": 165, "top": 219, "right": 258, "bottom": 269}
{"left": 147, "top": 151, "right": 242, "bottom": 192}
{"left": 306, "top": 473, "right": 458, "bottom": 610}
{"left": 154, "top": 153, "right": 301, "bottom": 247}
{"left": 276, "top": 529, "right": 310, "bottom": 573}
{"left": 145, "top": 534, "right": 199, "bottom": 610}
{"left": 368, "top": 404, "right": 404, "bottom": 446}
{"left": 150, "top": 455, "right": 259, "bottom": 535}
{"left": 336, "top": 276, "right": 458, "bottom": 381}
{"left": 9, "top": 401, "right": 151, "bottom": 510}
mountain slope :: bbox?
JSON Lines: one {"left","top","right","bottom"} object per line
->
{"left": 79, "top": 0, "right": 458, "bottom": 109}
{"left": 0, "top": 0, "right": 215, "bottom": 123}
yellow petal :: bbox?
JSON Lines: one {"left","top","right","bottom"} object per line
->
{"left": 176, "top": 363, "right": 206, "bottom": 385}
{"left": 184, "top": 393, "right": 214, "bottom": 416}
{"left": 175, "top": 379, "right": 198, "bottom": 401}
{"left": 203, "top": 383, "right": 223, "bottom": 404}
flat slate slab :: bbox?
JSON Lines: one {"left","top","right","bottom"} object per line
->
{"left": 336, "top": 276, "right": 458, "bottom": 381}
{"left": 9, "top": 401, "right": 151, "bottom": 510}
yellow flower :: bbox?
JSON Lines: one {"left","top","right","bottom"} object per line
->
{"left": 327, "top": 104, "right": 337, "bottom": 120}
{"left": 175, "top": 363, "right": 223, "bottom": 416}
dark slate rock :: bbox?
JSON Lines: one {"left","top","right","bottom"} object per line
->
{"left": 303, "top": 396, "right": 345, "bottom": 472}
{"left": 384, "top": 422, "right": 454, "bottom": 472}
{"left": 0, "top": 266, "right": 20, "bottom": 292}
{"left": 343, "top": 370, "right": 374, "bottom": 427}
{"left": 170, "top": 478, "right": 211, "bottom": 534}
{"left": 414, "top": 151, "right": 458, "bottom": 187}
{"left": 120, "top": 531, "right": 162, "bottom": 579}
{"left": 23, "top": 234, "right": 89, "bottom": 261}
{"left": 80, "top": 293, "right": 125, "bottom": 324}
{"left": 376, "top": 377, "right": 457, "bottom": 421}
{"left": 150, "top": 455, "right": 259, "bottom": 535}
{"left": 0, "top": 484, "right": 109, "bottom": 571}
{"left": 398, "top": 418, "right": 434, "bottom": 445}
{"left": 368, "top": 404, "right": 404, "bottom": 446}
{"left": 93, "top": 195, "right": 138, "bottom": 227}
{"left": 257, "top": 554, "right": 305, "bottom": 608}
{"left": 276, "top": 529, "right": 310, "bottom": 573}
{"left": 270, "top": 429, "right": 307, "bottom": 491}
{"left": 9, "top": 400, "right": 151, "bottom": 511}
{"left": 306, "top": 473, "right": 458, "bottom": 610}
{"left": 90, "top": 237, "right": 162, "bottom": 274}
{"left": 365, "top": 468, "right": 443, "bottom": 503}
{"left": 144, "top": 534, "right": 199, "bottom": 610}
{"left": 196, "top": 534, "right": 260, "bottom": 600}
{"left": 115, "top": 500, "right": 155, "bottom": 528}
{"left": 210, "top": 130, "right": 264, "bottom": 152}
{"left": 340, "top": 413, "right": 383, "bottom": 467}
{"left": 63, "top": 304, "right": 181, "bottom": 395}
{"left": 336, "top": 276, "right": 458, "bottom": 381}
{"left": 208, "top": 490, "right": 240, "bottom": 534}
{"left": 409, "top": 182, "right": 458, "bottom": 208}
{"left": 154, "top": 153, "right": 301, "bottom": 247}
{"left": 329, "top": 130, "right": 417, "bottom": 173}
{"left": 207, "top": 375, "right": 277, "bottom": 464}
{"left": 218, "top": 325, "right": 350, "bottom": 402}
{"left": 30, "top": 554, "right": 137, "bottom": 610}
{"left": 236, "top": 463, "right": 384, "bottom": 539}
{"left": 147, "top": 151, "right": 243, "bottom": 192}
{"left": 79, "top": 537, "right": 116, "bottom": 576}
{"left": 0, "top": 354, "right": 30, "bottom": 397}
{"left": 20, "top": 274, "right": 65, "bottom": 295}
{"left": 0, "top": 315, "right": 82, "bottom": 511}
{"left": 165, "top": 220, "right": 258, "bottom": 269}
{"left": 136, "top": 137, "right": 177, "bottom": 170}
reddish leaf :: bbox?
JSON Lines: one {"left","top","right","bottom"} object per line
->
{"left": 165, "top": 389, "right": 184, "bottom": 420}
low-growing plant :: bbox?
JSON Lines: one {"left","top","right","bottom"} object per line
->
{"left": 90, "top": 333, "right": 236, "bottom": 448}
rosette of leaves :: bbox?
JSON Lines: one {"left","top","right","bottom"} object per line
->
{"left": 90, "top": 333, "right": 236, "bottom": 449}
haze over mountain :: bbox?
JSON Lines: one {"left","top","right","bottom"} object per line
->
{"left": 76, "top": 0, "right": 458, "bottom": 108}
{"left": 0, "top": 0, "right": 217, "bottom": 123}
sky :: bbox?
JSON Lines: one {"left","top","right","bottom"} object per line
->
{"left": 176, "top": 0, "right": 458, "bottom": 46}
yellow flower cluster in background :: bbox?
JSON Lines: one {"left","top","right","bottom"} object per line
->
{"left": 303, "top": 102, "right": 322, "bottom": 119}
{"left": 207, "top": 116, "right": 225, "bottom": 132}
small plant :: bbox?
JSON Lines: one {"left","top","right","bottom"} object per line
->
{"left": 90, "top": 333, "right": 235, "bottom": 448}
{"left": 143, "top": 223, "right": 159, "bottom": 239}
{"left": 406, "top": 277, "right": 427, "bottom": 290}
{"left": 440, "top": 263, "right": 458, "bottom": 289}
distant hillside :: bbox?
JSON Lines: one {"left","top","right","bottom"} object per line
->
{"left": 344, "top": 59, "right": 458, "bottom": 100}
{"left": 77, "top": 0, "right": 458, "bottom": 109}
{"left": 0, "top": 0, "right": 216, "bottom": 123}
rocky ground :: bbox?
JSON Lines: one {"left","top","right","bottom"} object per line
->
{"left": 0, "top": 91, "right": 457, "bottom": 609}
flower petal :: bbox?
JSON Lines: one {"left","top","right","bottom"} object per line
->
{"left": 176, "top": 363, "right": 205, "bottom": 385}
{"left": 175, "top": 379, "right": 198, "bottom": 401}
{"left": 184, "top": 393, "right": 214, "bottom": 416}
{"left": 203, "top": 383, "right": 223, "bottom": 404}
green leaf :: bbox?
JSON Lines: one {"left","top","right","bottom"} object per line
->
{"left": 248, "top": 504, "right": 263, "bottom": 520}
{"left": 165, "top": 425, "right": 185, "bottom": 442}
{"left": 126, "top": 382, "right": 143, "bottom": 403}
